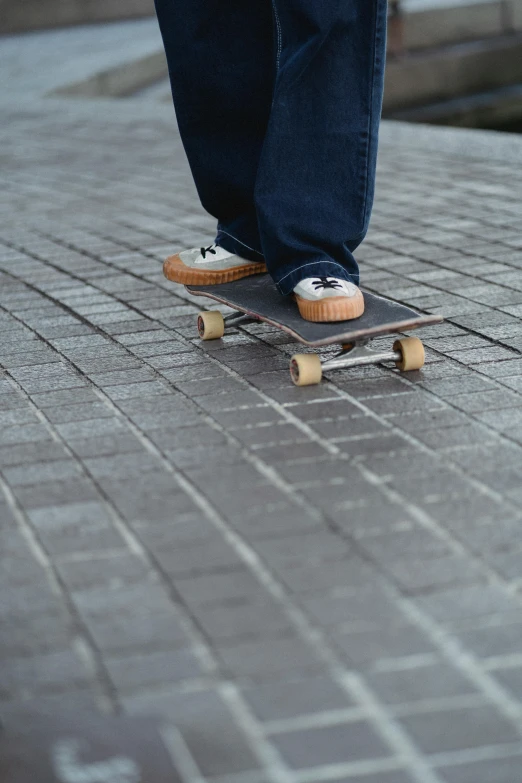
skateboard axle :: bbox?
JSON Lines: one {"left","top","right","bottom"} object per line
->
{"left": 321, "top": 340, "right": 400, "bottom": 371}
{"left": 224, "top": 312, "right": 259, "bottom": 327}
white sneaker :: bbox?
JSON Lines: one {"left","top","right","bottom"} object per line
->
{"left": 293, "top": 277, "right": 364, "bottom": 322}
{"left": 164, "top": 243, "right": 266, "bottom": 285}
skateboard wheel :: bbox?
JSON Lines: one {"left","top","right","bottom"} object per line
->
{"left": 290, "top": 354, "right": 322, "bottom": 386}
{"left": 394, "top": 336, "right": 425, "bottom": 371}
{"left": 197, "top": 311, "right": 225, "bottom": 340}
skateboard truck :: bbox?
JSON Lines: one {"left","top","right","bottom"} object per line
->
{"left": 289, "top": 336, "right": 423, "bottom": 386}
{"left": 197, "top": 310, "right": 425, "bottom": 386}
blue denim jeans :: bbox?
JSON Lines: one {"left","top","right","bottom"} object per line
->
{"left": 154, "top": 0, "right": 387, "bottom": 295}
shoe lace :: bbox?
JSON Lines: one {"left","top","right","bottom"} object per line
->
{"left": 200, "top": 244, "right": 217, "bottom": 259}
{"left": 312, "top": 277, "right": 343, "bottom": 291}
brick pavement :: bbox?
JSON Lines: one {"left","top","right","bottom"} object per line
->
{"left": 2, "top": 19, "right": 522, "bottom": 783}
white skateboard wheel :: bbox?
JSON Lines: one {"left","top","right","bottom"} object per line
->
{"left": 394, "top": 336, "right": 425, "bottom": 371}
{"left": 290, "top": 354, "right": 322, "bottom": 386}
{"left": 197, "top": 311, "right": 225, "bottom": 340}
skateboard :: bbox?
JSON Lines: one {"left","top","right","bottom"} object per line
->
{"left": 187, "top": 275, "right": 443, "bottom": 386}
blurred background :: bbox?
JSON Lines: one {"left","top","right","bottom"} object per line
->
{"left": 2, "top": 0, "right": 522, "bottom": 133}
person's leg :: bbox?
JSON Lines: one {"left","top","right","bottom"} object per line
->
{"left": 254, "top": 0, "right": 388, "bottom": 295}
{"left": 154, "top": 0, "right": 274, "bottom": 262}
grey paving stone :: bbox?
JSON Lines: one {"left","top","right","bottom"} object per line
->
{"left": 309, "top": 773, "right": 416, "bottom": 783}
{"left": 0, "top": 424, "right": 54, "bottom": 446}
{"left": 132, "top": 512, "right": 216, "bottom": 547}
{"left": 465, "top": 467, "right": 522, "bottom": 495}
{"left": 29, "top": 387, "right": 100, "bottom": 407}
{"left": 192, "top": 599, "right": 292, "bottom": 643}
{"left": 124, "top": 688, "right": 261, "bottom": 775}
{"left": 242, "top": 675, "right": 355, "bottom": 721}
{"left": 383, "top": 555, "right": 486, "bottom": 593}
{"left": 0, "top": 649, "right": 91, "bottom": 699}
{"left": 154, "top": 537, "right": 244, "bottom": 577}
{"left": 174, "top": 376, "right": 248, "bottom": 397}
{"left": 73, "top": 355, "right": 143, "bottom": 374}
{"left": 303, "top": 588, "right": 410, "bottom": 631}
{"left": 438, "top": 755, "right": 522, "bottom": 783}
{"left": 0, "top": 408, "right": 39, "bottom": 426}
{"left": 333, "top": 624, "right": 436, "bottom": 666}
{"left": 426, "top": 494, "right": 513, "bottom": 526}
{"left": 83, "top": 451, "right": 160, "bottom": 480}
{"left": 446, "top": 346, "right": 518, "bottom": 364}
{"left": 287, "top": 399, "right": 361, "bottom": 421}
{"left": 456, "top": 620, "right": 522, "bottom": 659}
{"left": 329, "top": 500, "right": 416, "bottom": 535}
{"left": 254, "top": 530, "right": 351, "bottom": 569}
{"left": 217, "top": 634, "right": 324, "bottom": 679}
{"left": 484, "top": 549, "right": 522, "bottom": 580}
{"left": 106, "top": 647, "right": 203, "bottom": 692}
{"left": 451, "top": 389, "right": 522, "bottom": 413}
{"left": 398, "top": 705, "right": 520, "bottom": 754}
{"left": 471, "top": 358, "right": 522, "bottom": 378}
{"left": 490, "top": 666, "right": 522, "bottom": 701}
{"left": 312, "top": 415, "right": 387, "bottom": 441}
{"left": 360, "top": 450, "right": 442, "bottom": 478}
{"left": 42, "top": 401, "right": 115, "bottom": 423}
{"left": 40, "top": 525, "right": 126, "bottom": 557}
{"left": 0, "top": 394, "right": 28, "bottom": 411}
{"left": 277, "top": 457, "right": 371, "bottom": 487}
{"left": 0, "top": 609, "right": 74, "bottom": 657}
{"left": 212, "top": 407, "right": 286, "bottom": 429}
{"left": 55, "top": 416, "right": 127, "bottom": 440}
{"left": 358, "top": 528, "right": 452, "bottom": 562}
{"left": 208, "top": 484, "right": 291, "bottom": 517}
{"left": 2, "top": 459, "right": 83, "bottom": 487}
{"left": 166, "top": 443, "right": 244, "bottom": 469}
{"left": 0, "top": 687, "right": 101, "bottom": 715}
{"left": 271, "top": 721, "right": 393, "bottom": 769}
{"left": 123, "top": 408, "right": 202, "bottom": 430}
{"left": 103, "top": 380, "right": 170, "bottom": 401}
{"left": 338, "top": 433, "right": 414, "bottom": 457}
{"left": 159, "top": 362, "right": 229, "bottom": 382}
{"left": 27, "top": 500, "right": 112, "bottom": 529}
{"left": 229, "top": 502, "right": 322, "bottom": 539}
{"left": 364, "top": 662, "right": 478, "bottom": 705}
{"left": 416, "top": 585, "right": 521, "bottom": 623}
{"left": 280, "top": 556, "right": 378, "bottom": 595}
{"left": 54, "top": 553, "right": 150, "bottom": 590}
{"left": 81, "top": 609, "right": 190, "bottom": 656}
{"left": 67, "top": 433, "right": 146, "bottom": 458}
{"left": 12, "top": 478, "right": 102, "bottom": 510}
{"left": 362, "top": 393, "right": 446, "bottom": 417}
{"left": 413, "top": 424, "right": 496, "bottom": 450}
{"left": 174, "top": 568, "right": 264, "bottom": 607}
{"left": 87, "top": 368, "right": 163, "bottom": 387}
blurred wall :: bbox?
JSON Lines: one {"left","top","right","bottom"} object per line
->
{"left": 0, "top": 0, "right": 155, "bottom": 35}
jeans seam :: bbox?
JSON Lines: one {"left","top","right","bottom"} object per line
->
{"left": 362, "top": 0, "right": 380, "bottom": 224}
{"left": 271, "top": 0, "right": 283, "bottom": 72}
{"left": 217, "top": 229, "right": 264, "bottom": 257}
{"left": 277, "top": 261, "right": 350, "bottom": 285}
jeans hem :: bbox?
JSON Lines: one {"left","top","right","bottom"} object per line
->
{"left": 216, "top": 229, "right": 264, "bottom": 264}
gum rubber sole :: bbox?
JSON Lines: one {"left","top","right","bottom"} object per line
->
{"left": 164, "top": 254, "right": 267, "bottom": 285}
{"left": 295, "top": 291, "right": 365, "bottom": 322}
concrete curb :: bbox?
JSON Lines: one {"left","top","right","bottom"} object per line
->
{"left": 50, "top": 50, "right": 167, "bottom": 99}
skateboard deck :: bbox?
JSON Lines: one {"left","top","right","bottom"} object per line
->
{"left": 187, "top": 274, "right": 442, "bottom": 347}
